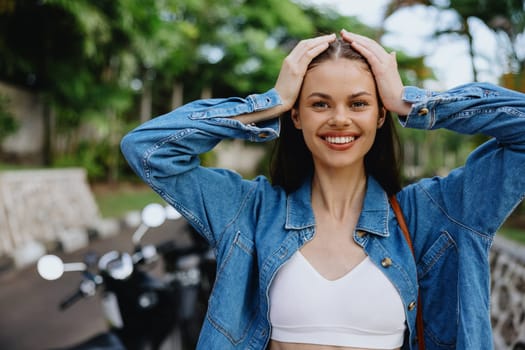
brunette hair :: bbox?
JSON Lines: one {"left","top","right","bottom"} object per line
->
{"left": 270, "top": 38, "right": 402, "bottom": 195}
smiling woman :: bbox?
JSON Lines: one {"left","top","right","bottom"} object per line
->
{"left": 270, "top": 38, "right": 402, "bottom": 201}
{"left": 266, "top": 37, "right": 405, "bottom": 350}
{"left": 121, "top": 30, "right": 525, "bottom": 350}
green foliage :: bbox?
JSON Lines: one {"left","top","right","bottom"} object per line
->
{"left": 385, "top": 0, "right": 525, "bottom": 74}
{"left": 499, "top": 226, "right": 525, "bottom": 246}
{"left": 53, "top": 140, "right": 111, "bottom": 180}
{"left": 449, "top": 0, "right": 524, "bottom": 32}
{"left": 0, "top": 94, "right": 18, "bottom": 143}
{"left": 0, "top": 0, "right": 436, "bottom": 182}
{"left": 300, "top": 5, "right": 375, "bottom": 37}
{"left": 395, "top": 51, "right": 435, "bottom": 85}
{"left": 383, "top": 0, "right": 525, "bottom": 182}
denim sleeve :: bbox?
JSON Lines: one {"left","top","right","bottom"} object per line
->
{"left": 120, "top": 89, "right": 282, "bottom": 246}
{"left": 400, "top": 82, "right": 525, "bottom": 235}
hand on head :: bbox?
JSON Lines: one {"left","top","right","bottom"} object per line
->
{"left": 340, "top": 29, "right": 411, "bottom": 116}
{"left": 274, "top": 33, "right": 336, "bottom": 111}
{"left": 274, "top": 31, "right": 411, "bottom": 117}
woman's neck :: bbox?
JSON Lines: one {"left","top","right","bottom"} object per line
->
{"left": 311, "top": 166, "right": 367, "bottom": 222}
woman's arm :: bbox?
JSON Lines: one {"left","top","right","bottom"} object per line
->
{"left": 402, "top": 83, "right": 525, "bottom": 235}
{"left": 402, "top": 83, "right": 525, "bottom": 143}
{"left": 234, "top": 33, "right": 336, "bottom": 124}
{"left": 121, "top": 33, "right": 337, "bottom": 246}
{"left": 343, "top": 28, "right": 525, "bottom": 235}
{"left": 340, "top": 29, "right": 412, "bottom": 116}
{"left": 121, "top": 90, "right": 282, "bottom": 246}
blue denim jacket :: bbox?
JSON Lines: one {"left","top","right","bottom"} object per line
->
{"left": 121, "top": 82, "right": 525, "bottom": 350}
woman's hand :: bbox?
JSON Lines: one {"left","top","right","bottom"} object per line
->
{"left": 234, "top": 34, "right": 336, "bottom": 125}
{"left": 340, "top": 29, "right": 412, "bottom": 116}
{"left": 274, "top": 33, "right": 336, "bottom": 111}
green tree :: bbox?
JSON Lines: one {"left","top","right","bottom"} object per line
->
{"left": 0, "top": 0, "right": 187, "bottom": 180}
{"left": 0, "top": 0, "right": 434, "bottom": 181}
{"left": 0, "top": 95, "right": 18, "bottom": 149}
{"left": 0, "top": 0, "right": 132, "bottom": 172}
{"left": 384, "top": 0, "right": 525, "bottom": 81}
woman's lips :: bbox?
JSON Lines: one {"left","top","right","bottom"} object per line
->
{"left": 321, "top": 134, "right": 359, "bottom": 150}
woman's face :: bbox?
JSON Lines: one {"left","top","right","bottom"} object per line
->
{"left": 292, "top": 58, "right": 384, "bottom": 173}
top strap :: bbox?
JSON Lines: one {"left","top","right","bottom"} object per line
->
{"left": 388, "top": 195, "right": 425, "bottom": 350}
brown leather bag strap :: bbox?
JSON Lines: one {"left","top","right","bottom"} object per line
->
{"left": 389, "top": 195, "right": 426, "bottom": 350}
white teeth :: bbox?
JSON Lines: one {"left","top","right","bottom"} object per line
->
{"left": 325, "top": 136, "right": 355, "bottom": 144}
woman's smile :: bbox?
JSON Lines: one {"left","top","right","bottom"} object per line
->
{"left": 292, "top": 57, "right": 382, "bottom": 171}
{"left": 321, "top": 133, "right": 359, "bottom": 150}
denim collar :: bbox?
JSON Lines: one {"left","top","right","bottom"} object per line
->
{"left": 285, "top": 175, "right": 391, "bottom": 237}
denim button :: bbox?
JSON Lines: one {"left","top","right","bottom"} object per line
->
{"left": 408, "top": 301, "right": 417, "bottom": 311}
{"left": 356, "top": 230, "right": 367, "bottom": 238}
{"left": 381, "top": 257, "right": 392, "bottom": 267}
{"left": 418, "top": 108, "right": 429, "bottom": 116}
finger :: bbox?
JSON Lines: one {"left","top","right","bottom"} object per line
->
{"left": 302, "top": 38, "right": 333, "bottom": 60}
{"left": 347, "top": 39, "right": 384, "bottom": 69}
{"left": 341, "top": 30, "right": 390, "bottom": 63}
{"left": 341, "top": 30, "right": 376, "bottom": 46}
{"left": 285, "top": 34, "right": 335, "bottom": 73}
{"left": 274, "top": 34, "right": 335, "bottom": 107}
{"left": 289, "top": 34, "right": 336, "bottom": 59}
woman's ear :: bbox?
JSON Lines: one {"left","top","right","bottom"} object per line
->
{"left": 377, "top": 107, "right": 387, "bottom": 128}
{"left": 291, "top": 108, "right": 302, "bottom": 129}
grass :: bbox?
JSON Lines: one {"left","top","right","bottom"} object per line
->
{"left": 0, "top": 163, "right": 38, "bottom": 170}
{"left": 499, "top": 226, "right": 525, "bottom": 246}
{"left": 92, "top": 183, "right": 166, "bottom": 218}
{"left": 3, "top": 163, "right": 525, "bottom": 242}
{"left": 92, "top": 184, "right": 525, "bottom": 247}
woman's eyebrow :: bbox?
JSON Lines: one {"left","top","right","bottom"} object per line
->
{"left": 307, "top": 91, "right": 373, "bottom": 99}
{"left": 347, "top": 91, "right": 373, "bottom": 98}
{"left": 307, "top": 92, "right": 331, "bottom": 99}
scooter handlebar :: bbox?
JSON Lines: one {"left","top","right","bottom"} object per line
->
{"left": 59, "top": 278, "right": 98, "bottom": 310}
{"left": 59, "top": 289, "right": 84, "bottom": 310}
{"left": 155, "top": 240, "right": 208, "bottom": 256}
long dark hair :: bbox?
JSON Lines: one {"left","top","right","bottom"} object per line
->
{"left": 270, "top": 38, "right": 402, "bottom": 195}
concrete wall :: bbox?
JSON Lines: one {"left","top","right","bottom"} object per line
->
{"left": 0, "top": 168, "right": 102, "bottom": 267}
{"left": 491, "top": 236, "right": 525, "bottom": 349}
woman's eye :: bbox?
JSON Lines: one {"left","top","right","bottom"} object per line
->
{"left": 351, "top": 101, "right": 368, "bottom": 109}
{"left": 312, "top": 101, "right": 329, "bottom": 109}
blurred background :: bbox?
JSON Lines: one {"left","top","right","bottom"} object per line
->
{"left": 0, "top": 0, "right": 525, "bottom": 349}
{"left": 1, "top": 0, "right": 524, "bottom": 183}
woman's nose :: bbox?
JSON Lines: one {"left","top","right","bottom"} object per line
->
{"left": 328, "top": 108, "right": 352, "bottom": 127}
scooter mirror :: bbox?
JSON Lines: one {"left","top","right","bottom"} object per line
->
{"left": 141, "top": 203, "right": 167, "bottom": 228}
{"left": 37, "top": 255, "right": 64, "bottom": 280}
{"left": 165, "top": 205, "right": 182, "bottom": 220}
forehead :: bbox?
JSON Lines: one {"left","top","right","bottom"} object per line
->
{"left": 302, "top": 58, "right": 375, "bottom": 95}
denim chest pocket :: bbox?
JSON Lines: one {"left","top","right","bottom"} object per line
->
{"left": 207, "top": 231, "right": 259, "bottom": 345}
{"left": 417, "top": 231, "right": 458, "bottom": 348}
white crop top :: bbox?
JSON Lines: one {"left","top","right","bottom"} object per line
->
{"left": 269, "top": 251, "right": 406, "bottom": 348}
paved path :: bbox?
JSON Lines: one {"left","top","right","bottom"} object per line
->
{"left": 0, "top": 219, "right": 189, "bottom": 350}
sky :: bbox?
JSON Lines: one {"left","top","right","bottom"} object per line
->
{"left": 304, "top": 0, "right": 502, "bottom": 89}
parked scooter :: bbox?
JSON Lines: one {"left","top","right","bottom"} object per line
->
{"left": 156, "top": 219, "right": 216, "bottom": 349}
{"left": 37, "top": 203, "right": 215, "bottom": 350}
